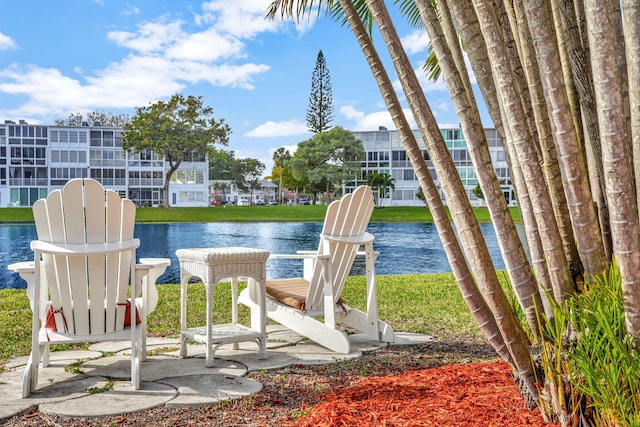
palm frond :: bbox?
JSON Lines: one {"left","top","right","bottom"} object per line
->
{"left": 266, "top": 0, "right": 335, "bottom": 22}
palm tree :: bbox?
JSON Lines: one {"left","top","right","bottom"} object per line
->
{"left": 366, "top": 172, "right": 395, "bottom": 206}
{"left": 272, "top": 147, "right": 291, "bottom": 205}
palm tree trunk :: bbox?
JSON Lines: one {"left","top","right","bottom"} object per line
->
{"left": 473, "top": 0, "right": 576, "bottom": 305}
{"left": 553, "top": 0, "right": 613, "bottom": 262}
{"left": 364, "top": 0, "right": 539, "bottom": 404}
{"left": 584, "top": 0, "right": 640, "bottom": 342}
{"left": 508, "top": 0, "right": 585, "bottom": 281}
{"left": 337, "top": 0, "right": 515, "bottom": 364}
{"left": 446, "top": 0, "right": 559, "bottom": 320}
{"left": 521, "top": 0, "right": 607, "bottom": 278}
{"left": 415, "top": 0, "right": 542, "bottom": 337}
{"left": 624, "top": 0, "right": 640, "bottom": 218}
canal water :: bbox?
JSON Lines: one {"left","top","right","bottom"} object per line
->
{"left": 1, "top": 222, "right": 508, "bottom": 289}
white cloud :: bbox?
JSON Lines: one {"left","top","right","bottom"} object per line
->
{"left": 0, "top": 33, "right": 17, "bottom": 51}
{"left": 402, "top": 30, "right": 429, "bottom": 55}
{"left": 122, "top": 4, "right": 141, "bottom": 16}
{"left": 165, "top": 28, "right": 245, "bottom": 61}
{"left": 436, "top": 100, "right": 450, "bottom": 112}
{"left": 198, "top": 0, "right": 281, "bottom": 38}
{"left": 339, "top": 105, "right": 417, "bottom": 131}
{"left": 108, "top": 21, "right": 186, "bottom": 54}
{"left": 244, "top": 119, "right": 309, "bottom": 137}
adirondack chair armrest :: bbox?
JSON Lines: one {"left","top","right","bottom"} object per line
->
{"left": 320, "top": 232, "right": 375, "bottom": 245}
{"left": 295, "top": 250, "right": 316, "bottom": 255}
{"left": 8, "top": 261, "right": 35, "bottom": 274}
{"left": 7, "top": 261, "right": 40, "bottom": 313}
{"left": 30, "top": 239, "right": 140, "bottom": 255}
{"left": 356, "top": 250, "right": 380, "bottom": 257}
{"left": 135, "top": 258, "right": 170, "bottom": 314}
{"left": 269, "top": 253, "right": 329, "bottom": 260}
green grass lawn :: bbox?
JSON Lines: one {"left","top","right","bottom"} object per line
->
{"left": 0, "top": 205, "right": 519, "bottom": 223}
{"left": 0, "top": 273, "right": 481, "bottom": 366}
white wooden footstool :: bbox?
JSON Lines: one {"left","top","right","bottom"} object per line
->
{"left": 176, "top": 247, "right": 270, "bottom": 367}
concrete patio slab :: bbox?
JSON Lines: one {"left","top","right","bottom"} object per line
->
{"left": 3, "top": 350, "right": 103, "bottom": 371}
{"left": 1, "top": 376, "right": 113, "bottom": 419}
{"left": 38, "top": 380, "right": 177, "bottom": 417}
{"left": 159, "top": 374, "right": 263, "bottom": 408}
{"left": 79, "top": 355, "right": 247, "bottom": 381}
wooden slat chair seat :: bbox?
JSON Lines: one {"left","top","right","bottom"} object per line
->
{"left": 9, "top": 178, "right": 170, "bottom": 398}
{"left": 239, "top": 185, "right": 395, "bottom": 354}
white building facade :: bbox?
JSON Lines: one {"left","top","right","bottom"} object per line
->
{"left": 0, "top": 120, "right": 209, "bottom": 207}
{"left": 0, "top": 121, "right": 513, "bottom": 209}
{"left": 349, "top": 127, "right": 515, "bottom": 207}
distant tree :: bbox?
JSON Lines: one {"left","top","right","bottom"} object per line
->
{"left": 53, "top": 110, "right": 130, "bottom": 127}
{"left": 209, "top": 148, "right": 236, "bottom": 180}
{"left": 306, "top": 50, "right": 334, "bottom": 134}
{"left": 367, "top": 172, "right": 395, "bottom": 206}
{"left": 232, "top": 158, "right": 265, "bottom": 204}
{"left": 472, "top": 183, "right": 485, "bottom": 207}
{"left": 53, "top": 113, "right": 85, "bottom": 126}
{"left": 272, "top": 147, "right": 291, "bottom": 204}
{"left": 288, "top": 127, "right": 364, "bottom": 201}
{"left": 415, "top": 187, "right": 427, "bottom": 206}
{"left": 122, "top": 94, "right": 231, "bottom": 207}
{"left": 86, "top": 111, "right": 130, "bottom": 127}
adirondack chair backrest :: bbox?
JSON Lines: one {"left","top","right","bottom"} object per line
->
{"left": 32, "top": 178, "right": 138, "bottom": 335}
{"left": 304, "top": 185, "right": 374, "bottom": 311}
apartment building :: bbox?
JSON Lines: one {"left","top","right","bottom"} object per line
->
{"left": 349, "top": 127, "right": 515, "bottom": 207}
{"left": 0, "top": 120, "right": 209, "bottom": 207}
{"left": 0, "top": 121, "right": 512, "bottom": 209}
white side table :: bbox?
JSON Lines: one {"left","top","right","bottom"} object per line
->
{"left": 176, "top": 247, "right": 270, "bottom": 367}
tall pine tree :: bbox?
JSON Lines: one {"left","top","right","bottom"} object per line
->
{"left": 306, "top": 50, "right": 334, "bottom": 133}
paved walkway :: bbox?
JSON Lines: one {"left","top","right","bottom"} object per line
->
{"left": 0, "top": 326, "right": 432, "bottom": 421}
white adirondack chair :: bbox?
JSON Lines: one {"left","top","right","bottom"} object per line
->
{"left": 238, "top": 185, "right": 395, "bottom": 353}
{"left": 8, "top": 178, "right": 170, "bottom": 398}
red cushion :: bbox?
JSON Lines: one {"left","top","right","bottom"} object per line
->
{"left": 44, "top": 300, "right": 140, "bottom": 332}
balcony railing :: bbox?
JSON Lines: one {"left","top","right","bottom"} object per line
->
{"left": 8, "top": 178, "right": 49, "bottom": 186}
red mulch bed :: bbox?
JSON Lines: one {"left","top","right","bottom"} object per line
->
{"left": 292, "top": 360, "right": 556, "bottom": 427}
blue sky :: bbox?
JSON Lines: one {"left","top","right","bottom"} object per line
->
{"left": 0, "top": 0, "right": 476, "bottom": 173}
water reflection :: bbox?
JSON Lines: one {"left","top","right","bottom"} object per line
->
{"left": 1, "top": 222, "right": 508, "bottom": 289}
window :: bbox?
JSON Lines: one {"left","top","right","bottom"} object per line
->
{"left": 171, "top": 169, "right": 205, "bottom": 184}
{"left": 179, "top": 191, "right": 205, "bottom": 202}
{"left": 451, "top": 149, "right": 470, "bottom": 164}
{"left": 392, "top": 151, "right": 407, "bottom": 161}
{"left": 446, "top": 129, "right": 461, "bottom": 140}
{"left": 403, "top": 169, "right": 416, "bottom": 181}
